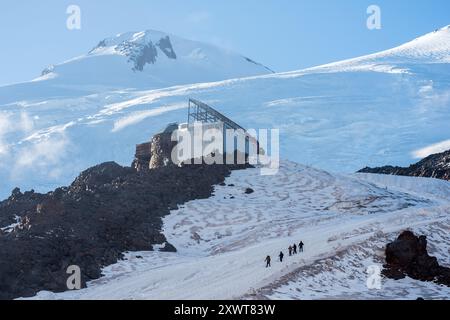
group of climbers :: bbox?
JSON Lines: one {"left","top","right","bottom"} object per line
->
{"left": 265, "top": 241, "right": 304, "bottom": 267}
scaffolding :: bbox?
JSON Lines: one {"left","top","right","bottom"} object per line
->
{"left": 188, "top": 99, "right": 245, "bottom": 131}
{"left": 186, "top": 99, "right": 260, "bottom": 155}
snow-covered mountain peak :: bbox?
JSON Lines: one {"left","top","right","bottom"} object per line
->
{"left": 36, "top": 29, "right": 273, "bottom": 89}
{"left": 89, "top": 30, "right": 178, "bottom": 71}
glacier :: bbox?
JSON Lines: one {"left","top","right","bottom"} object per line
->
{"left": 0, "top": 26, "right": 449, "bottom": 199}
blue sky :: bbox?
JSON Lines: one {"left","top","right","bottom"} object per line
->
{"left": 0, "top": 0, "right": 449, "bottom": 86}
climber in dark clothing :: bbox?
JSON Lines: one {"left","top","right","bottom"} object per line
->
{"left": 279, "top": 251, "right": 284, "bottom": 262}
{"left": 299, "top": 241, "right": 304, "bottom": 252}
{"left": 265, "top": 255, "right": 271, "bottom": 268}
{"left": 293, "top": 244, "right": 297, "bottom": 254}
{"left": 288, "top": 246, "right": 293, "bottom": 256}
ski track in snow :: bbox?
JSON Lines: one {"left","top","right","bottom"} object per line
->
{"left": 27, "top": 161, "right": 450, "bottom": 300}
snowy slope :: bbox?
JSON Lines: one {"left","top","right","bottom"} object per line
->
{"left": 304, "top": 25, "right": 450, "bottom": 74}
{"left": 264, "top": 221, "right": 450, "bottom": 300}
{"left": 0, "top": 26, "right": 450, "bottom": 200}
{"left": 259, "top": 173, "right": 450, "bottom": 300}
{"left": 26, "top": 161, "right": 450, "bottom": 300}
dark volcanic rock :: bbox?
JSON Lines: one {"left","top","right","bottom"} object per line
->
{"left": 244, "top": 188, "right": 254, "bottom": 194}
{"left": 132, "top": 142, "right": 152, "bottom": 172}
{"left": 157, "top": 36, "right": 177, "bottom": 60}
{"left": 382, "top": 231, "right": 450, "bottom": 286}
{"left": 359, "top": 149, "right": 450, "bottom": 181}
{"left": 0, "top": 188, "right": 46, "bottom": 230}
{"left": 0, "top": 159, "right": 248, "bottom": 300}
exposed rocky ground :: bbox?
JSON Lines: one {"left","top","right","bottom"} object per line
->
{"left": 383, "top": 231, "right": 450, "bottom": 287}
{"left": 0, "top": 130, "right": 248, "bottom": 300}
{"left": 359, "top": 149, "right": 450, "bottom": 181}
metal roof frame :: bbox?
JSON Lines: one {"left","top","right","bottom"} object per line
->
{"left": 188, "top": 99, "right": 245, "bottom": 131}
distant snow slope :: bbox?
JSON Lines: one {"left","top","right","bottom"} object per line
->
{"left": 305, "top": 25, "right": 450, "bottom": 74}
{"left": 0, "top": 26, "right": 450, "bottom": 199}
{"left": 27, "top": 161, "right": 450, "bottom": 300}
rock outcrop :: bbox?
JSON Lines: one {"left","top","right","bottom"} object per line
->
{"left": 132, "top": 123, "right": 178, "bottom": 171}
{"left": 382, "top": 231, "right": 450, "bottom": 286}
{"left": 116, "top": 35, "right": 177, "bottom": 72}
{"left": 359, "top": 149, "right": 450, "bottom": 181}
{"left": 149, "top": 126, "right": 178, "bottom": 169}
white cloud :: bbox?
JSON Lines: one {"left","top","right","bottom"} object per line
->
{"left": 0, "top": 141, "right": 9, "bottom": 156}
{"left": 0, "top": 113, "right": 13, "bottom": 134}
{"left": 416, "top": 84, "right": 450, "bottom": 114}
{"left": 11, "top": 134, "right": 70, "bottom": 184}
{"left": 0, "top": 111, "right": 36, "bottom": 159}
{"left": 19, "top": 112, "right": 34, "bottom": 132}
{"left": 412, "top": 139, "right": 450, "bottom": 159}
{"left": 0, "top": 114, "right": 12, "bottom": 156}
{"left": 15, "top": 135, "right": 69, "bottom": 169}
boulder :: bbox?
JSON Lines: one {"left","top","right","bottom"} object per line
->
{"left": 383, "top": 231, "right": 450, "bottom": 286}
{"left": 245, "top": 188, "right": 254, "bottom": 194}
